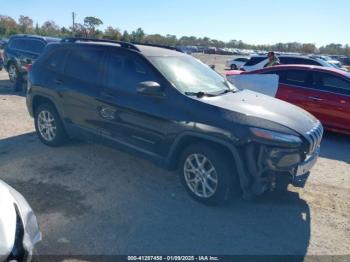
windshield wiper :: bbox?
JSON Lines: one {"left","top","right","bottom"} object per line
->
{"left": 184, "top": 91, "right": 216, "bottom": 98}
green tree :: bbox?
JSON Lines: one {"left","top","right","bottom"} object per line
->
{"left": 18, "top": 15, "right": 33, "bottom": 33}
{"left": 130, "top": 28, "right": 145, "bottom": 43}
{"left": 0, "top": 15, "right": 18, "bottom": 36}
{"left": 121, "top": 30, "right": 130, "bottom": 42}
{"left": 41, "top": 20, "right": 60, "bottom": 36}
{"left": 83, "top": 16, "right": 103, "bottom": 37}
{"left": 103, "top": 26, "right": 122, "bottom": 40}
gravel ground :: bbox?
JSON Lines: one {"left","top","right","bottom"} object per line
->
{"left": 0, "top": 57, "right": 349, "bottom": 259}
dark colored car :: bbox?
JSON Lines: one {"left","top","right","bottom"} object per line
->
{"left": 26, "top": 38, "right": 323, "bottom": 205}
{"left": 339, "top": 57, "right": 350, "bottom": 66}
{"left": 227, "top": 65, "right": 350, "bottom": 135}
{"left": 3, "top": 34, "right": 60, "bottom": 87}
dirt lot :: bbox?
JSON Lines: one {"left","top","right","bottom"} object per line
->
{"left": 0, "top": 55, "right": 349, "bottom": 258}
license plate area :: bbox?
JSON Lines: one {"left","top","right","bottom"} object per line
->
{"left": 296, "top": 148, "right": 319, "bottom": 177}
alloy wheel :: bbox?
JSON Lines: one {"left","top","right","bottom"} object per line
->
{"left": 37, "top": 110, "right": 57, "bottom": 141}
{"left": 183, "top": 154, "right": 218, "bottom": 198}
{"left": 8, "top": 64, "right": 17, "bottom": 82}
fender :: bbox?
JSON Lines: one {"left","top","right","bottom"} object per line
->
{"left": 165, "top": 131, "right": 251, "bottom": 196}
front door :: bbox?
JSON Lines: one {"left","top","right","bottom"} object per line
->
{"left": 96, "top": 50, "right": 171, "bottom": 157}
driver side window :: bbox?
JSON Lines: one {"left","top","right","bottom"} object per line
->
{"left": 104, "top": 52, "right": 157, "bottom": 93}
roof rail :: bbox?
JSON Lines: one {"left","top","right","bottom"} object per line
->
{"left": 61, "top": 37, "right": 140, "bottom": 52}
{"left": 132, "top": 42, "right": 184, "bottom": 53}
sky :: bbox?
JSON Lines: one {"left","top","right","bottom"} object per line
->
{"left": 1, "top": 0, "right": 349, "bottom": 47}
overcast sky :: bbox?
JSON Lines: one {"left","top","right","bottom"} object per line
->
{"left": 2, "top": 0, "right": 349, "bottom": 47}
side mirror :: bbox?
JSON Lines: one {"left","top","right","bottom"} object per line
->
{"left": 137, "top": 81, "right": 164, "bottom": 97}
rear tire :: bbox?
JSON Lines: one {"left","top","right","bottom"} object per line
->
{"left": 8, "top": 62, "right": 18, "bottom": 83}
{"left": 34, "top": 103, "right": 67, "bottom": 147}
{"left": 230, "top": 64, "right": 238, "bottom": 70}
{"left": 178, "top": 143, "right": 238, "bottom": 205}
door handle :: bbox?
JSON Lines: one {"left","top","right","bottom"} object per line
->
{"left": 308, "top": 96, "right": 323, "bottom": 102}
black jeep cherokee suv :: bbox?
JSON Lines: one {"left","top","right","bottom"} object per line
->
{"left": 4, "top": 34, "right": 60, "bottom": 89}
{"left": 26, "top": 38, "right": 323, "bottom": 205}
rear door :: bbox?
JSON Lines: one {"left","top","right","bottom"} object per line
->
{"left": 275, "top": 69, "right": 316, "bottom": 114}
{"left": 311, "top": 71, "right": 350, "bottom": 133}
{"left": 58, "top": 46, "right": 105, "bottom": 134}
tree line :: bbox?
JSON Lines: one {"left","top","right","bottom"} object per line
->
{"left": 1, "top": 14, "right": 349, "bottom": 56}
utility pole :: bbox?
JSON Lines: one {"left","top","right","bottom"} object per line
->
{"left": 72, "top": 11, "right": 76, "bottom": 35}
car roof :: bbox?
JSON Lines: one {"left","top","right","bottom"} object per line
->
{"left": 9, "top": 34, "right": 61, "bottom": 43}
{"left": 49, "top": 38, "right": 186, "bottom": 57}
{"left": 135, "top": 44, "right": 186, "bottom": 57}
{"left": 246, "top": 64, "right": 350, "bottom": 77}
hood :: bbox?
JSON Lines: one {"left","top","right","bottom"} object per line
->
{"left": 0, "top": 181, "right": 16, "bottom": 259}
{"left": 201, "top": 90, "right": 318, "bottom": 136}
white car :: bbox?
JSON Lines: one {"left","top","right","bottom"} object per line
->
{"left": 241, "top": 55, "right": 337, "bottom": 71}
{"left": 0, "top": 180, "right": 41, "bottom": 262}
{"left": 225, "top": 57, "right": 249, "bottom": 70}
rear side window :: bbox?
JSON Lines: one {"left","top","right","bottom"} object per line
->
{"left": 9, "top": 39, "right": 25, "bottom": 50}
{"left": 313, "top": 72, "right": 350, "bottom": 94}
{"left": 104, "top": 52, "right": 157, "bottom": 93}
{"left": 45, "top": 49, "right": 69, "bottom": 73}
{"left": 65, "top": 48, "right": 104, "bottom": 84}
{"left": 283, "top": 69, "right": 309, "bottom": 86}
{"left": 26, "top": 39, "right": 45, "bottom": 54}
{"left": 245, "top": 57, "right": 266, "bottom": 66}
{"left": 236, "top": 58, "right": 248, "bottom": 62}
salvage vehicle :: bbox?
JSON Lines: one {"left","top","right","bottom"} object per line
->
{"left": 227, "top": 65, "right": 350, "bottom": 135}
{"left": 0, "top": 180, "right": 41, "bottom": 262}
{"left": 3, "top": 34, "right": 60, "bottom": 90}
{"left": 26, "top": 38, "right": 323, "bottom": 205}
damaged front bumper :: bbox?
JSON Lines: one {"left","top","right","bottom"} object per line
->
{"left": 291, "top": 148, "right": 319, "bottom": 187}
{"left": 241, "top": 142, "right": 320, "bottom": 197}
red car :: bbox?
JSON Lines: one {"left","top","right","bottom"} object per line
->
{"left": 226, "top": 65, "right": 350, "bottom": 135}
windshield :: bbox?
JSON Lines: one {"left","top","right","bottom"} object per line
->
{"left": 149, "top": 55, "right": 237, "bottom": 94}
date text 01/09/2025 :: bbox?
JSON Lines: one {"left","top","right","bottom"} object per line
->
{"left": 127, "top": 256, "right": 220, "bottom": 261}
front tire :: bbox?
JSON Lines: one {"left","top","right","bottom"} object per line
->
{"left": 179, "top": 143, "right": 238, "bottom": 205}
{"left": 34, "top": 103, "right": 67, "bottom": 147}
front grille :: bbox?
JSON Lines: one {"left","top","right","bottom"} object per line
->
{"left": 306, "top": 121, "right": 324, "bottom": 154}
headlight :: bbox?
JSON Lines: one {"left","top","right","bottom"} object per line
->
{"left": 250, "top": 127, "right": 302, "bottom": 145}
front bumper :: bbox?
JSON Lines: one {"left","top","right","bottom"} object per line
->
{"left": 291, "top": 148, "right": 319, "bottom": 187}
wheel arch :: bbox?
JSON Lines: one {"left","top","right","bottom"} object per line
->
{"left": 32, "top": 94, "right": 57, "bottom": 115}
{"left": 166, "top": 133, "right": 243, "bottom": 171}
{"left": 165, "top": 132, "right": 249, "bottom": 193}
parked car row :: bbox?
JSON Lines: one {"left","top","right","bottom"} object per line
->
{"left": 226, "top": 65, "right": 350, "bottom": 135}
{"left": 226, "top": 54, "right": 349, "bottom": 73}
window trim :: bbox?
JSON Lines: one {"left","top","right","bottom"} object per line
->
{"left": 101, "top": 49, "right": 161, "bottom": 93}
{"left": 312, "top": 70, "right": 350, "bottom": 95}
{"left": 9, "top": 38, "right": 46, "bottom": 55}
{"left": 63, "top": 47, "right": 106, "bottom": 85}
